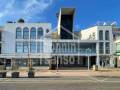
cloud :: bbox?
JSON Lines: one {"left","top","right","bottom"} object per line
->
{"left": 0, "top": 0, "right": 53, "bottom": 22}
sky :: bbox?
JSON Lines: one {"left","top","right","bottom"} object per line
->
{"left": 0, "top": 0, "right": 120, "bottom": 31}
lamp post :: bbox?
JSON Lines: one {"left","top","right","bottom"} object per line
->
{"left": 56, "top": 41, "right": 59, "bottom": 72}
{"left": 27, "top": 42, "right": 32, "bottom": 71}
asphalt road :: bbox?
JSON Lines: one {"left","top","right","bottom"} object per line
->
{"left": 0, "top": 77, "right": 120, "bottom": 90}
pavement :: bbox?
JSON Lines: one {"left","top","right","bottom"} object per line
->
{"left": 3, "top": 69, "right": 120, "bottom": 78}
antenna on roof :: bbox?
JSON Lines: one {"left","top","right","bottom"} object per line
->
{"left": 111, "top": 21, "right": 117, "bottom": 26}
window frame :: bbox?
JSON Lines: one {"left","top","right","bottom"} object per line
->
{"left": 16, "top": 27, "right": 22, "bottom": 39}
{"left": 23, "top": 27, "right": 29, "bottom": 39}
{"left": 30, "top": 27, "right": 36, "bottom": 39}
{"left": 37, "top": 27, "right": 43, "bottom": 39}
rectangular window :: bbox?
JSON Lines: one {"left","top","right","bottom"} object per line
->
{"left": 116, "top": 43, "right": 120, "bottom": 53}
{"left": 32, "top": 59, "right": 40, "bottom": 66}
{"left": 105, "top": 42, "right": 110, "bottom": 54}
{"left": 37, "top": 42, "right": 43, "bottom": 53}
{"left": 99, "top": 30, "right": 103, "bottom": 40}
{"left": 23, "top": 42, "right": 29, "bottom": 53}
{"left": 16, "top": 42, "right": 23, "bottom": 53}
{"left": 17, "top": 59, "right": 28, "bottom": 67}
{"left": 105, "top": 31, "right": 109, "bottom": 40}
{"left": 99, "top": 42, "right": 104, "bottom": 54}
{"left": 30, "top": 42, "right": 36, "bottom": 53}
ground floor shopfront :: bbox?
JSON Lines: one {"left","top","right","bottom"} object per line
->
{"left": 0, "top": 55, "right": 114, "bottom": 70}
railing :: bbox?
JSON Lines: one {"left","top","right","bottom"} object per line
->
{"left": 52, "top": 49, "right": 96, "bottom": 55}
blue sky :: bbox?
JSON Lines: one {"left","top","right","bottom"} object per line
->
{"left": 0, "top": 0, "right": 120, "bottom": 31}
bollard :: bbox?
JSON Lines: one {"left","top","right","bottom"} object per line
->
{"left": 93, "top": 65, "right": 98, "bottom": 71}
{"left": 28, "top": 70, "right": 35, "bottom": 78}
{"left": 12, "top": 72, "right": 19, "bottom": 78}
{"left": 0, "top": 72, "right": 6, "bottom": 78}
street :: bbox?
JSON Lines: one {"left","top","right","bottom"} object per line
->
{"left": 0, "top": 77, "right": 120, "bottom": 90}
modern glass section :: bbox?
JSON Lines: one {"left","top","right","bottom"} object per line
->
{"left": 99, "top": 30, "right": 103, "bottom": 40}
{"left": 30, "top": 27, "right": 36, "bottom": 39}
{"left": 105, "top": 31, "right": 109, "bottom": 40}
{"left": 105, "top": 42, "right": 110, "bottom": 54}
{"left": 37, "top": 27, "right": 43, "bottom": 39}
{"left": 23, "top": 27, "right": 29, "bottom": 39}
{"left": 37, "top": 42, "right": 43, "bottom": 53}
{"left": 30, "top": 42, "right": 36, "bottom": 53}
{"left": 32, "top": 59, "right": 40, "bottom": 66}
{"left": 52, "top": 42, "right": 96, "bottom": 54}
{"left": 23, "top": 42, "right": 29, "bottom": 53}
{"left": 16, "top": 42, "right": 23, "bottom": 53}
{"left": 16, "top": 59, "right": 28, "bottom": 67}
{"left": 32, "top": 59, "right": 49, "bottom": 66}
{"left": 16, "top": 27, "right": 22, "bottom": 39}
{"left": 99, "top": 42, "right": 104, "bottom": 54}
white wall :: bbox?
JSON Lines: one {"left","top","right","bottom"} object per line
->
{"left": 80, "top": 26, "right": 97, "bottom": 40}
{"left": 2, "top": 23, "right": 52, "bottom": 58}
{"left": 97, "top": 26, "right": 113, "bottom": 55}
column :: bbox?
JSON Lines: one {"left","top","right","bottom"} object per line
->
{"left": 11, "top": 58, "right": 15, "bottom": 70}
{"left": 88, "top": 56, "right": 90, "bottom": 70}
{"left": 96, "top": 42, "right": 100, "bottom": 67}
{"left": 96, "top": 56, "right": 100, "bottom": 67}
{"left": 110, "top": 56, "right": 114, "bottom": 67}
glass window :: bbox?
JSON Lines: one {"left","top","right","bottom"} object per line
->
{"left": 32, "top": 59, "right": 40, "bottom": 66}
{"left": 99, "top": 42, "right": 104, "bottom": 54}
{"left": 99, "top": 30, "right": 103, "bottom": 40}
{"left": 30, "top": 42, "right": 36, "bottom": 53}
{"left": 37, "top": 27, "right": 43, "bottom": 39}
{"left": 16, "top": 27, "right": 22, "bottom": 39}
{"left": 30, "top": 27, "right": 36, "bottom": 39}
{"left": 37, "top": 42, "right": 43, "bottom": 53}
{"left": 17, "top": 59, "right": 28, "bottom": 67}
{"left": 16, "top": 42, "right": 23, "bottom": 53}
{"left": 40, "top": 59, "right": 49, "bottom": 66}
{"left": 105, "top": 31, "right": 109, "bottom": 40}
{"left": 105, "top": 42, "right": 110, "bottom": 54}
{"left": 23, "top": 42, "right": 29, "bottom": 53}
{"left": 23, "top": 27, "right": 29, "bottom": 39}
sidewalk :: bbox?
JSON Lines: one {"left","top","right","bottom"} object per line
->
{"left": 5, "top": 69, "right": 120, "bottom": 78}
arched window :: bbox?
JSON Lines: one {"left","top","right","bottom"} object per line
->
{"left": 23, "top": 27, "right": 29, "bottom": 39}
{"left": 37, "top": 27, "right": 43, "bottom": 39}
{"left": 105, "top": 30, "right": 109, "bottom": 40}
{"left": 16, "top": 27, "right": 22, "bottom": 39}
{"left": 30, "top": 27, "right": 36, "bottom": 39}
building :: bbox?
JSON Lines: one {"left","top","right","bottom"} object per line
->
{"left": 0, "top": 20, "right": 52, "bottom": 69}
{"left": 0, "top": 8, "right": 120, "bottom": 70}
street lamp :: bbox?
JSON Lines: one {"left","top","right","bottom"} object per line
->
{"left": 56, "top": 41, "right": 59, "bottom": 72}
{"left": 27, "top": 42, "right": 32, "bottom": 71}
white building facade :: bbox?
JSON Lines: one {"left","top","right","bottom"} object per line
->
{"left": 0, "top": 8, "right": 120, "bottom": 70}
{"left": 0, "top": 22, "right": 52, "bottom": 69}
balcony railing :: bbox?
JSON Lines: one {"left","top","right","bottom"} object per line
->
{"left": 52, "top": 48, "right": 96, "bottom": 55}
